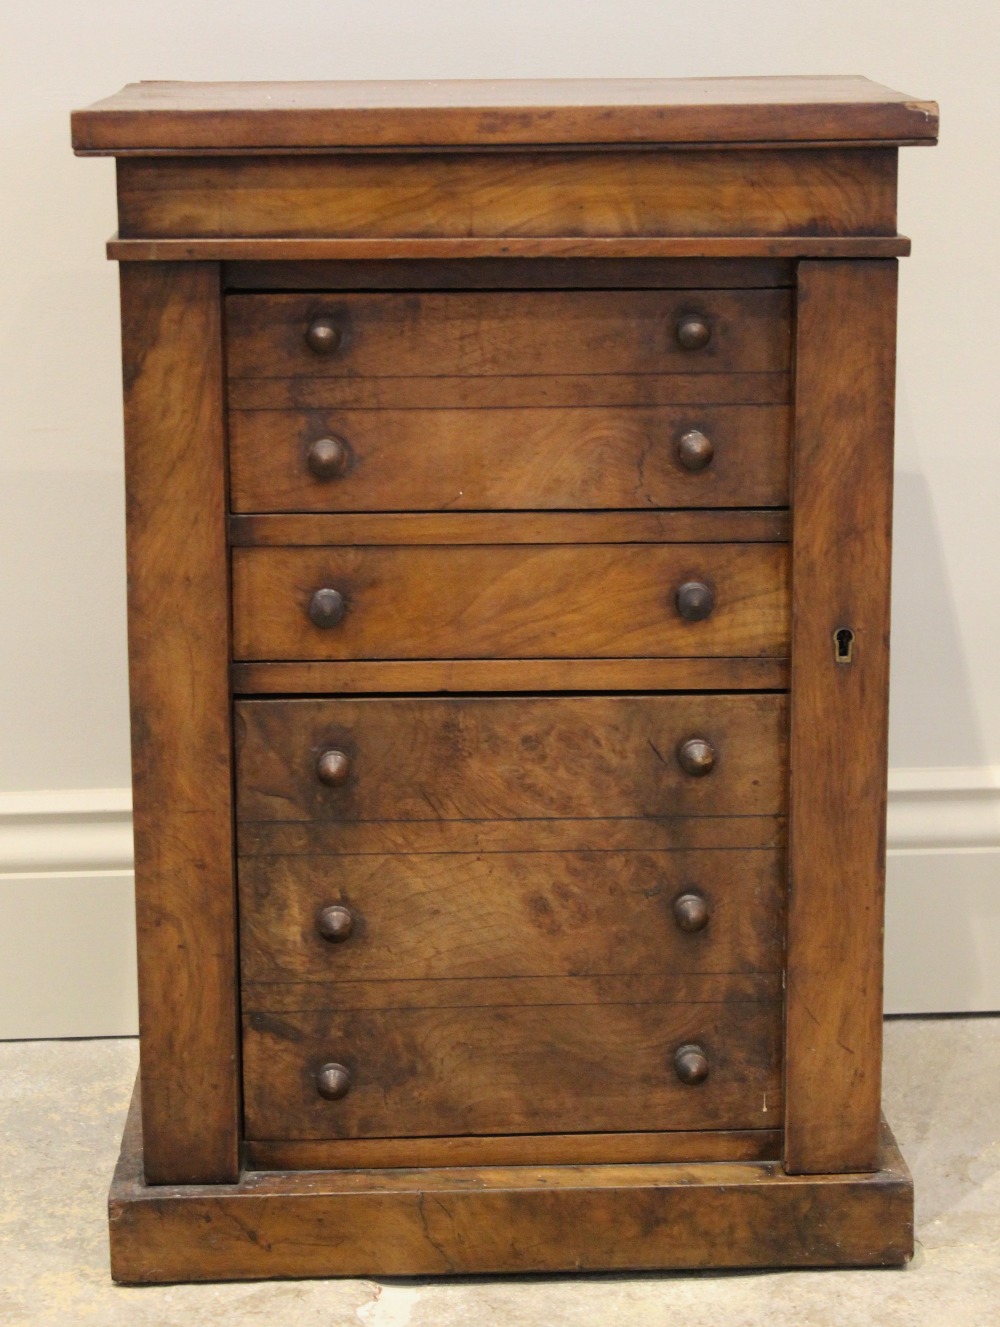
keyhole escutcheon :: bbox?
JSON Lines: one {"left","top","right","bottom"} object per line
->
{"left": 834, "top": 627, "right": 855, "bottom": 664}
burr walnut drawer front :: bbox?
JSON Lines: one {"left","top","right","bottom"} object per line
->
{"left": 238, "top": 847, "right": 786, "bottom": 985}
{"left": 228, "top": 403, "right": 792, "bottom": 513}
{"left": 234, "top": 694, "right": 788, "bottom": 824}
{"left": 225, "top": 289, "right": 793, "bottom": 381}
{"left": 241, "top": 988, "right": 783, "bottom": 1140}
{"left": 235, "top": 693, "right": 787, "bottom": 1144}
{"left": 231, "top": 542, "right": 789, "bottom": 662}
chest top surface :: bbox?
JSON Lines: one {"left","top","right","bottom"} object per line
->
{"left": 71, "top": 75, "right": 938, "bottom": 152}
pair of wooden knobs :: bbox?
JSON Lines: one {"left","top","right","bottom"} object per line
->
{"left": 314, "top": 893, "right": 708, "bottom": 944}
{"left": 307, "top": 582, "right": 715, "bottom": 629}
{"left": 316, "top": 739, "right": 715, "bottom": 787}
{"left": 315, "top": 1043, "right": 709, "bottom": 1101}
{"left": 304, "top": 430, "right": 714, "bottom": 481}
{"left": 304, "top": 314, "right": 712, "bottom": 356}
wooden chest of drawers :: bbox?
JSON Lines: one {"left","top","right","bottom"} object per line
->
{"left": 72, "top": 76, "right": 938, "bottom": 1282}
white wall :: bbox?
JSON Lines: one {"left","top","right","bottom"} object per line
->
{"left": 2, "top": 0, "right": 998, "bottom": 1033}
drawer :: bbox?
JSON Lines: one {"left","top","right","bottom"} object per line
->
{"left": 238, "top": 848, "right": 785, "bottom": 983}
{"left": 228, "top": 403, "right": 792, "bottom": 513}
{"left": 225, "top": 289, "right": 792, "bottom": 379}
{"left": 242, "top": 992, "right": 782, "bottom": 1139}
{"left": 232, "top": 543, "right": 789, "bottom": 662}
{"left": 235, "top": 694, "right": 788, "bottom": 823}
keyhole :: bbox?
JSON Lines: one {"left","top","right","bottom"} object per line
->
{"left": 834, "top": 627, "right": 855, "bottom": 663}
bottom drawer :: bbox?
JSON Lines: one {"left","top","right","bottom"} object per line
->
{"left": 242, "top": 992, "right": 782, "bottom": 1140}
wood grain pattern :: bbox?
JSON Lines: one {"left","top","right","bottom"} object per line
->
{"left": 229, "top": 404, "right": 791, "bottom": 513}
{"left": 245, "top": 1128, "right": 783, "bottom": 1171}
{"left": 110, "top": 235, "right": 913, "bottom": 262}
{"left": 116, "top": 149, "right": 897, "bottom": 241}
{"left": 231, "top": 543, "right": 789, "bottom": 662}
{"left": 224, "top": 257, "right": 797, "bottom": 290}
{"left": 238, "top": 815, "right": 787, "bottom": 857}
{"left": 238, "top": 847, "right": 785, "bottom": 983}
{"left": 784, "top": 261, "right": 898, "bottom": 1175}
{"left": 244, "top": 972, "right": 782, "bottom": 1011}
{"left": 228, "top": 371, "right": 791, "bottom": 411}
{"left": 235, "top": 694, "right": 789, "bottom": 824}
{"left": 242, "top": 996, "right": 782, "bottom": 1139}
{"left": 229, "top": 511, "right": 791, "bottom": 545}
{"left": 231, "top": 657, "right": 790, "bottom": 694}
{"left": 74, "top": 76, "right": 938, "bottom": 153}
{"left": 108, "top": 1078, "right": 913, "bottom": 1282}
{"left": 225, "top": 290, "right": 792, "bottom": 379}
{"left": 118, "top": 263, "right": 239, "bottom": 1184}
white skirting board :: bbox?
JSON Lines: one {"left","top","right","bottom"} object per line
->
{"left": 1, "top": 772, "right": 998, "bottom": 1038}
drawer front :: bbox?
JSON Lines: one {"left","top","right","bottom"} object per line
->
{"left": 235, "top": 694, "right": 787, "bottom": 823}
{"left": 239, "top": 848, "right": 785, "bottom": 983}
{"left": 232, "top": 543, "right": 789, "bottom": 662}
{"left": 225, "top": 289, "right": 792, "bottom": 379}
{"left": 242, "top": 996, "right": 782, "bottom": 1139}
{"left": 229, "top": 404, "right": 791, "bottom": 513}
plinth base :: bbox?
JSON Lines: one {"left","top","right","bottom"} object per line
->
{"left": 109, "top": 1078, "right": 913, "bottom": 1283}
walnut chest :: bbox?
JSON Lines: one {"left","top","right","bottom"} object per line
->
{"left": 71, "top": 76, "right": 939, "bottom": 1282}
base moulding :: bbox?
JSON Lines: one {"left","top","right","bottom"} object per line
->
{"left": 109, "top": 1077, "right": 913, "bottom": 1282}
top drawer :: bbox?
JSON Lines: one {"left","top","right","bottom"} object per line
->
{"left": 225, "top": 289, "right": 792, "bottom": 379}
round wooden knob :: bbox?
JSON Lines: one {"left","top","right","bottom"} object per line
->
{"left": 305, "top": 316, "right": 342, "bottom": 355}
{"left": 673, "top": 892, "right": 709, "bottom": 932}
{"left": 677, "top": 738, "right": 716, "bottom": 777}
{"left": 316, "top": 1062, "right": 352, "bottom": 1100}
{"left": 674, "top": 1043, "right": 710, "bottom": 1085}
{"left": 676, "top": 315, "right": 711, "bottom": 351}
{"left": 317, "top": 904, "right": 355, "bottom": 942}
{"left": 306, "top": 436, "right": 350, "bottom": 480}
{"left": 676, "top": 581, "right": 715, "bottom": 622}
{"left": 316, "top": 749, "right": 351, "bottom": 786}
{"left": 677, "top": 429, "right": 714, "bottom": 472}
{"left": 308, "top": 588, "right": 346, "bottom": 628}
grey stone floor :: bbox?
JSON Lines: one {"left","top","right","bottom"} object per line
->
{"left": 1, "top": 1018, "right": 998, "bottom": 1326}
